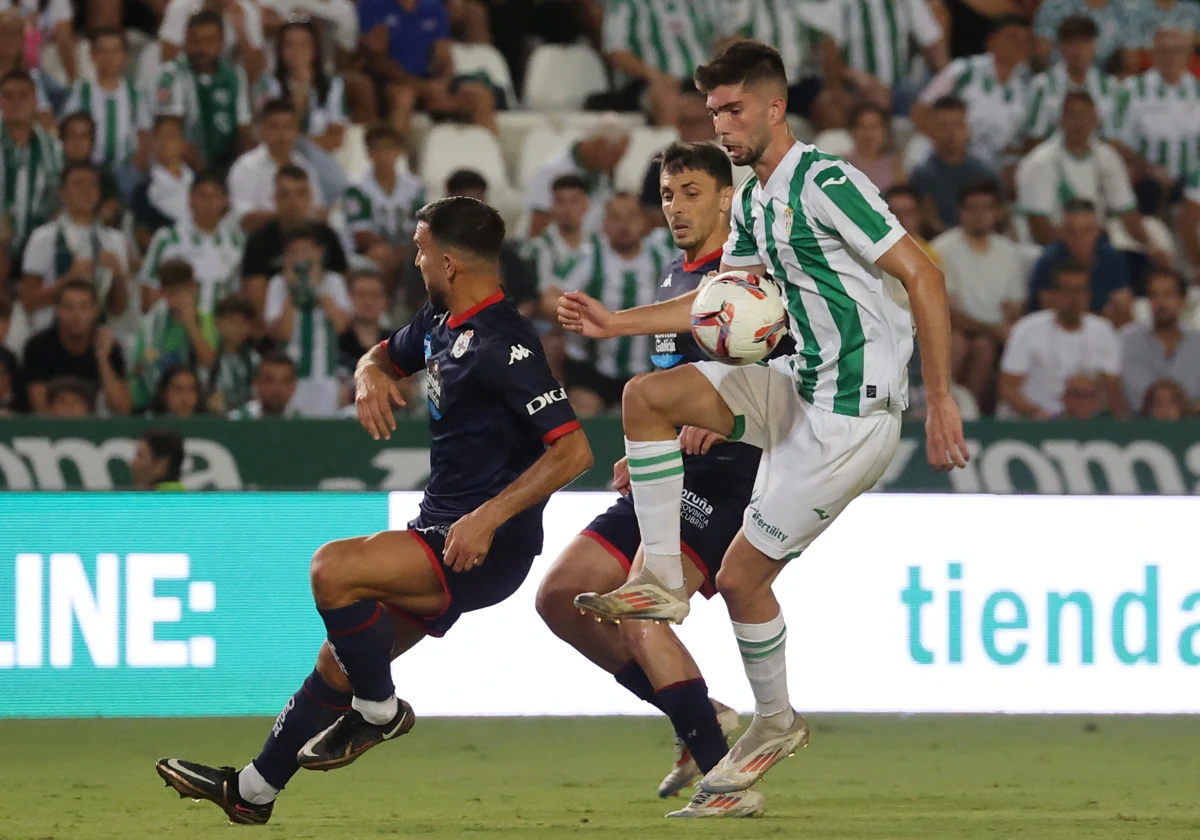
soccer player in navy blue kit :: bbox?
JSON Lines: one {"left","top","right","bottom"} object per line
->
{"left": 156, "top": 197, "right": 593, "bottom": 825}
{"left": 538, "top": 142, "right": 787, "bottom": 818}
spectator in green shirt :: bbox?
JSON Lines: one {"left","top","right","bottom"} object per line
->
{"left": 131, "top": 426, "right": 186, "bottom": 490}
{"left": 129, "top": 259, "right": 217, "bottom": 411}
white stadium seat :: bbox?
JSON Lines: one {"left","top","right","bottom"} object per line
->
{"left": 333, "top": 124, "right": 370, "bottom": 182}
{"left": 523, "top": 44, "right": 608, "bottom": 111}
{"left": 515, "top": 126, "right": 581, "bottom": 191}
{"left": 615, "top": 126, "right": 678, "bottom": 193}
{"left": 449, "top": 43, "right": 517, "bottom": 109}
{"left": 812, "top": 128, "right": 853, "bottom": 158}
{"left": 420, "top": 124, "right": 510, "bottom": 198}
{"left": 496, "top": 112, "right": 555, "bottom": 176}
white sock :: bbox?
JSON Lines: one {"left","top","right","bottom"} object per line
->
{"left": 733, "top": 613, "right": 793, "bottom": 720}
{"left": 237, "top": 762, "right": 279, "bottom": 805}
{"left": 625, "top": 437, "right": 686, "bottom": 591}
{"left": 352, "top": 694, "right": 399, "bottom": 725}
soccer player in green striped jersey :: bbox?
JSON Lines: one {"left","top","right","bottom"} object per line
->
{"left": 565, "top": 40, "right": 967, "bottom": 793}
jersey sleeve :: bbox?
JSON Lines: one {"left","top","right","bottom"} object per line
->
{"left": 382, "top": 306, "right": 432, "bottom": 376}
{"left": 158, "top": 0, "right": 189, "bottom": 46}
{"left": 1098, "top": 143, "right": 1137, "bottom": 214}
{"left": 478, "top": 331, "right": 580, "bottom": 444}
{"left": 21, "top": 227, "right": 53, "bottom": 278}
{"left": 918, "top": 57, "right": 966, "bottom": 104}
{"left": 227, "top": 156, "right": 259, "bottom": 218}
{"left": 263, "top": 275, "right": 287, "bottom": 323}
{"left": 722, "top": 179, "right": 762, "bottom": 268}
{"left": 906, "top": 0, "right": 942, "bottom": 48}
{"left": 1014, "top": 151, "right": 1055, "bottom": 217}
{"left": 803, "top": 162, "right": 906, "bottom": 265}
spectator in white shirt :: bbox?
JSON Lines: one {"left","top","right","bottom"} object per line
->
{"left": 999, "top": 261, "right": 1126, "bottom": 419}
{"left": 158, "top": 0, "right": 266, "bottom": 82}
{"left": 227, "top": 98, "right": 325, "bottom": 233}
{"left": 933, "top": 180, "right": 1026, "bottom": 412}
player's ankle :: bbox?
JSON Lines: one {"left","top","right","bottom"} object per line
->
{"left": 238, "top": 762, "right": 280, "bottom": 805}
{"left": 352, "top": 694, "right": 399, "bottom": 725}
{"left": 759, "top": 706, "right": 795, "bottom": 729}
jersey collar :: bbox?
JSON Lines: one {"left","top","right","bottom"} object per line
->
{"left": 682, "top": 247, "right": 724, "bottom": 273}
{"left": 448, "top": 289, "right": 505, "bottom": 329}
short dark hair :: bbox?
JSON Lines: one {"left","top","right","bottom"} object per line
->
{"left": 282, "top": 223, "right": 324, "bottom": 250}
{"left": 883, "top": 184, "right": 921, "bottom": 204}
{"left": 849, "top": 101, "right": 890, "bottom": 130}
{"left": 153, "top": 113, "right": 185, "bottom": 133}
{"left": 445, "top": 168, "right": 489, "bottom": 196}
{"left": 1062, "top": 90, "right": 1096, "bottom": 111}
{"left": 958, "top": 179, "right": 1001, "bottom": 205}
{"left": 258, "top": 350, "right": 297, "bottom": 374}
{"left": 56, "top": 278, "right": 99, "bottom": 304}
{"left": 214, "top": 294, "right": 256, "bottom": 320}
{"left": 932, "top": 95, "right": 967, "bottom": 113}
{"left": 191, "top": 171, "right": 227, "bottom": 193}
{"left": 90, "top": 26, "right": 127, "bottom": 49}
{"left": 551, "top": 173, "right": 590, "bottom": 194}
{"left": 1146, "top": 267, "right": 1188, "bottom": 296}
{"left": 365, "top": 122, "right": 403, "bottom": 150}
{"left": 187, "top": 9, "right": 223, "bottom": 34}
{"left": 59, "top": 111, "right": 95, "bottom": 139}
{"left": 1062, "top": 197, "right": 1097, "bottom": 216}
{"left": 259, "top": 97, "right": 296, "bottom": 120}
{"left": 47, "top": 376, "right": 97, "bottom": 411}
{"left": 414, "top": 196, "right": 506, "bottom": 262}
{"left": 140, "top": 427, "right": 185, "bottom": 482}
{"left": 60, "top": 160, "right": 100, "bottom": 185}
{"left": 276, "top": 164, "right": 309, "bottom": 184}
{"left": 1057, "top": 14, "right": 1099, "bottom": 42}
{"left": 0, "top": 69, "right": 34, "bottom": 91}
{"left": 694, "top": 40, "right": 787, "bottom": 95}
{"left": 158, "top": 259, "right": 195, "bottom": 289}
{"left": 990, "top": 14, "right": 1031, "bottom": 36}
{"left": 658, "top": 141, "right": 734, "bottom": 189}
{"left": 1054, "top": 259, "right": 1091, "bottom": 285}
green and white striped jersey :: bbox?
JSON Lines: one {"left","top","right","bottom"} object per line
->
{"left": 828, "top": 0, "right": 942, "bottom": 88}
{"left": 726, "top": 0, "right": 831, "bottom": 82}
{"left": 61, "top": 78, "right": 151, "bottom": 168}
{"left": 342, "top": 168, "right": 424, "bottom": 244}
{"left": 139, "top": 217, "right": 245, "bottom": 312}
{"left": 155, "top": 55, "right": 252, "bottom": 171}
{"left": 724, "top": 142, "right": 913, "bottom": 416}
{"left": 602, "top": 0, "right": 720, "bottom": 79}
{"left": 1022, "top": 65, "right": 1119, "bottom": 141}
{"left": 1115, "top": 69, "right": 1200, "bottom": 182}
{"left": 920, "top": 53, "right": 1030, "bottom": 166}
{"left": 522, "top": 223, "right": 594, "bottom": 293}
{"left": 563, "top": 233, "right": 664, "bottom": 381}
{"left": 0, "top": 123, "right": 63, "bottom": 255}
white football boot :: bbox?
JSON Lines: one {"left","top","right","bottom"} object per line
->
{"left": 573, "top": 566, "right": 690, "bottom": 624}
{"left": 666, "top": 786, "right": 765, "bottom": 818}
{"left": 700, "top": 709, "right": 809, "bottom": 793}
{"left": 657, "top": 699, "right": 741, "bottom": 798}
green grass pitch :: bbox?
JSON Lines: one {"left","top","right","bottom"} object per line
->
{"left": 2, "top": 715, "right": 1198, "bottom": 839}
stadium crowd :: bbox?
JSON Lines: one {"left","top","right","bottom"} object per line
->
{"left": 0, "top": 0, "right": 1197, "bottom": 424}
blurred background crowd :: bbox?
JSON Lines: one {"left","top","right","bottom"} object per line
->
{"left": 0, "top": 0, "right": 1197, "bottom": 425}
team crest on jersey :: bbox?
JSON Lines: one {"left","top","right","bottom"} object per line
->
{"left": 451, "top": 330, "right": 473, "bottom": 358}
{"left": 784, "top": 206, "right": 794, "bottom": 236}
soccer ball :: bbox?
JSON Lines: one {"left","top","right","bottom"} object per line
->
{"left": 690, "top": 271, "right": 788, "bottom": 365}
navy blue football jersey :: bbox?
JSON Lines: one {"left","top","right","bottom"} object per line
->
{"left": 384, "top": 290, "right": 580, "bottom": 540}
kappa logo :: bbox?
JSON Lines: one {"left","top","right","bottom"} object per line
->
{"left": 509, "top": 344, "right": 532, "bottom": 364}
{"left": 526, "top": 387, "right": 567, "bottom": 415}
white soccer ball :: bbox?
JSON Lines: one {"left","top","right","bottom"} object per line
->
{"left": 690, "top": 271, "right": 788, "bottom": 365}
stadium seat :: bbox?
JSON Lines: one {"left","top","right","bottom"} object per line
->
{"left": 523, "top": 44, "right": 608, "bottom": 111}
{"left": 812, "top": 128, "right": 853, "bottom": 158}
{"left": 615, "top": 126, "right": 678, "bottom": 193}
{"left": 496, "top": 111, "right": 555, "bottom": 175}
{"left": 449, "top": 43, "right": 517, "bottom": 109}
{"left": 515, "top": 126, "right": 581, "bottom": 191}
{"left": 420, "top": 124, "right": 510, "bottom": 198}
{"left": 334, "top": 123, "right": 370, "bottom": 182}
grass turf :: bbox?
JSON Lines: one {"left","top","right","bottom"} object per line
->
{"left": 1, "top": 715, "right": 1198, "bottom": 839}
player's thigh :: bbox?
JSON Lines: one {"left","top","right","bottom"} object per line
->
{"left": 622, "top": 363, "right": 739, "bottom": 438}
{"left": 536, "top": 533, "right": 629, "bottom": 621}
{"left": 310, "top": 530, "right": 447, "bottom": 616}
{"left": 743, "top": 396, "right": 902, "bottom": 561}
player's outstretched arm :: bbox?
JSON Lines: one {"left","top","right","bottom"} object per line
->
{"left": 443, "top": 429, "right": 593, "bottom": 572}
{"left": 558, "top": 289, "right": 696, "bottom": 338}
{"left": 876, "top": 236, "right": 970, "bottom": 472}
{"left": 354, "top": 343, "right": 408, "bottom": 441}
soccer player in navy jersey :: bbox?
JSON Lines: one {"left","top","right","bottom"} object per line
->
{"left": 155, "top": 197, "right": 593, "bottom": 825}
{"left": 538, "top": 142, "right": 790, "bottom": 819}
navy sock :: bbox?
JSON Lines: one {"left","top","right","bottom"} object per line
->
{"left": 613, "top": 661, "right": 664, "bottom": 711}
{"left": 317, "top": 601, "right": 396, "bottom": 701}
{"left": 252, "top": 670, "right": 352, "bottom": 790}
{"left": 654, "top": 679, "right": 727, "bottom": 773}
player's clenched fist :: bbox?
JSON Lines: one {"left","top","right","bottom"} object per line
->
{"left": 355, "top": 365, "right": 406, "bottom": 441}
{"left": 558, "top": 290, "right": 616, "bottom": 339}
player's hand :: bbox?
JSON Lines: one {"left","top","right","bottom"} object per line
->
{"left": 558, "top": 291, "right": 617, "bottom": 339}
{"left": 444, "top": 510, "right": 497, "bottom": 573}
{"left": 612, "top": 456, "right": 630, "bottom": 496}
{"left": 355, "top": 365, "right": 406, "bottom": 441}
{"left": 925, "top": 392, "right": 969, "bottom": 472}
{"left": 679, "top": 425, "right": 725, "bottom": 455}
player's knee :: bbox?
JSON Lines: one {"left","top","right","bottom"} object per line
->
{"left": 309, "top": 540, "right": 349, "bottom": 608}
{"left": 621, "top": 373, "right": 656, "bottom": 417}
{"left": 535, "top": 566, "right": 578, "bottom": 629}
{"left": 715, "top": 563, "right": 753, "bottom": 607}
